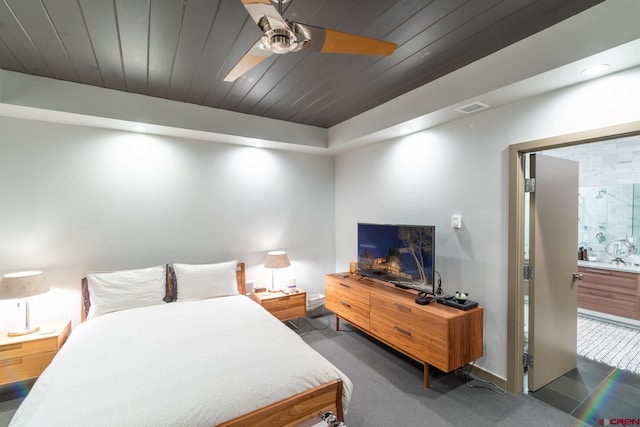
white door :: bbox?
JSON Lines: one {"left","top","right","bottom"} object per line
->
{"left": 528, "top": 153, "right": 579, "bottom": 391}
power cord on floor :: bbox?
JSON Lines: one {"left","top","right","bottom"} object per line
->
{"left": 294, "top": 311, "right": 332, "bottom": 336}
{"left": 294, "top": 312, "right": 361, "bottom": 337}
{"left": 463, "top": 361, "right": 506, "bottom": 394}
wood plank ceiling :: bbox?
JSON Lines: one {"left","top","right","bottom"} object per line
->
{"left": 0, "top": 0, "right": 603, "bottom": 129}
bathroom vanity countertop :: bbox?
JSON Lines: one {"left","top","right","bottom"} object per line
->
{"left": 578, "top": 260, "right": 640, "bottom": 274}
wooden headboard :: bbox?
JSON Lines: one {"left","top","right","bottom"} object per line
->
{"left": 81, "top": 262, "right": 246, "bottom": 322}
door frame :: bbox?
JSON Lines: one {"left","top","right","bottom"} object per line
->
{"left": 506, "top": 120, "right": 640, "bottom": 394}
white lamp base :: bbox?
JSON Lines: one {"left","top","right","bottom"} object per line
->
{"left": 7, "top": 325, "right": 40, "bottom": 337}
{"left": 269, "top": 269, "right": 281, "bottom": 292}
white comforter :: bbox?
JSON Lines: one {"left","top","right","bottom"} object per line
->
{"left": 10, "top": 296, "right": 352, "bottom": 426}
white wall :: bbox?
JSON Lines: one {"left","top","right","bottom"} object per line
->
{"left": 0, "top": 117, "right": 335, "bottom": 328}
{"left": 1, "top": 62, "right": 639, "bottom": 382}
{"left": 334, "top": 66, "right": 640, "bottom": 379}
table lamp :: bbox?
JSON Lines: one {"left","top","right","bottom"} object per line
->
{"left": 264, "top": 251, "right": 290, "bottom": 292}
{"left": 0, "top": 271, "right": 49, "bottom": 336}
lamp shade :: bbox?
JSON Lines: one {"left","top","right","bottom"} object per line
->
{"left": 264, "top": 251, "right": 291, "bottom": 269}
{"left": 0, "top": 271, "right": 49, "bottom": 300}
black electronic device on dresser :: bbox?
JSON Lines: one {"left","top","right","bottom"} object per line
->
{"left": 437, "top": 295, "right": 479, "bottom": 311}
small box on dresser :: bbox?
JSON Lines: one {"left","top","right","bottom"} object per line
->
{"left": 0, "top": 320, "right": 71, "bottom": 386}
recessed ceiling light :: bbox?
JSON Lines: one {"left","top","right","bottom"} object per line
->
{"left": 132, "top": 124, "right": 147, "bottom": 132}
{"left": 582, "top": 64, "right": 610, "bottom": 76}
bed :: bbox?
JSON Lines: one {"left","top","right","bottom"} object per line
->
{"left": 9, "top": 261, "right": 352, "bottom": 427}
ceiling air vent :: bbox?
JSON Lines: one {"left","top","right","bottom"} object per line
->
{"left": 455, "top": 101, "right": 489, "bottom": 114}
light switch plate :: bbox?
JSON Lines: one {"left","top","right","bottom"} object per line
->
{"left": 451, "top": 214, "right": 462, "bottom": 229}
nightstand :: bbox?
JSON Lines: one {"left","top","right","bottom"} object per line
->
{"left": 0, "top": 320, "right": 71, "bottom": 386}
{"left": 250, "top": 289, "right": 307, "bottom": 321}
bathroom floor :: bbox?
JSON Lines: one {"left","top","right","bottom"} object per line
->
{"left": 529, "top": 356, "right": 640, "bottom": 426}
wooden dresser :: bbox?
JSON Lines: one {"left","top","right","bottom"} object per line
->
{"left": 577, "top": 265, "right": 640, "bottom": 320}
{"left": 325, "top": 273, "right": 483, "bottom": 387}
{"left": 0, "top": 320, "right": 71, "bottom": 386}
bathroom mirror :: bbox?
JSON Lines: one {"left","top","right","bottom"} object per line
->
{"left": 605, "top": 239, "right": 634, "bottom": 265}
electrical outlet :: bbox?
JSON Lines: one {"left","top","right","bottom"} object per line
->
{"left": 451, "top": 214, "right": 462, "bottom": 229}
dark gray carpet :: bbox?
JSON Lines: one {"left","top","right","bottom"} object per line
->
{"left": 298, "top": 314, "right": 588, "bottom": 427}
{"left": 0, "top": 388, "right": 24, "bottom": 427}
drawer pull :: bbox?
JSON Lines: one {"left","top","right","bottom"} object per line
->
{"left": 395, "top": 303, "right": 411, "bottom": 312}
{"left": 339, "top": 283, "right": 351, "bottom": 289}
{"left": 0, "top": 358, "right": 22, "bottom": 368}
{"left": 0, "top": 343, "right": 22, "bottom": 352}
{"left": 339, "top": 301, "right": 351, "bottom": 308}
{"left": 394, "top": 326, "right": 412, "bottom": 337}
{"left": 587, "top": 289, "right": 613, "bottom": 298}
{"left": 581, "top": 268, "right": 613, "bottom": 275}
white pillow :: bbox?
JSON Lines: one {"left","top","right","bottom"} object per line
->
{"left": 174, "top": 260, "right": 238, "bottom": 301}
{"left": 87, "top": 265, "right": 166, "bottom": 319}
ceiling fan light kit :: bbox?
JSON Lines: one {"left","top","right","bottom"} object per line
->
{"left": 224, "top": 0, "right": 397, "bottom": 82}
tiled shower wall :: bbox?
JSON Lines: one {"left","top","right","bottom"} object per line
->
{"left": 541, "top": 134, "right": 640, "bottom": 262}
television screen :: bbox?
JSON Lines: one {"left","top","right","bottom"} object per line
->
{"left": 357, "top": 223, "right": 435, "bottom": 294}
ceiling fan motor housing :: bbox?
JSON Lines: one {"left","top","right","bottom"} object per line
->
{"left": 263, "top": 28, "right": 296, "bottom": 54}
{"left": 257, "top": 15, "right": 297, "bottom": 54}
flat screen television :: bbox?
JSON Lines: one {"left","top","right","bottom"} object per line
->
{"left": 357, "top": 223, "right": 435, "bottom": 294}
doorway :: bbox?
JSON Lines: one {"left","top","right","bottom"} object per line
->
{"left": 506, "top": 120, "right": 640, "bottom": 394}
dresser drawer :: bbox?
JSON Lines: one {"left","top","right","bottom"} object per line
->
{"left": 577, "top": 266, "right": 640, "bottom": 319}
{"left": 578, "top": 267, "right": 638, "bottom": 296}
{"left": 262, "top": 293, "right": 306, "bottom": 321}
{"left": 369, "top": 294, "right": 449, "bottom": 370}
{"left": 0, "top": 337, "right": 59, "bottom": 361}
{"left": 578, "top": 292, "right": 637, "bottom": 318}
{"left": 325, "top": 276, "right": 369, "bottom": 304}
{"left": 325, "top": 277, "right": 370, "bottom": 329}
{"left": 0, "top": 351, "right": 57, "bottom": 384}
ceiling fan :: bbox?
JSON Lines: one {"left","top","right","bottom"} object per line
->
{"left": 224, "top": 0, "right": 398, "bottom": 82}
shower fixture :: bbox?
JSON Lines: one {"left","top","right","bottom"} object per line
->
{"left": 595, "top": 189, "right": 607, "bottom": 199}
{"left": 595, "top": 224, "right": 607, "bottom": 244}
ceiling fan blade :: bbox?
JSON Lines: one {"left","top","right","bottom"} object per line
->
{"left": 224, "top": 40, "right": 274, "bottom": 82}
{"left": 240, "top": 0, "right": 289, "bottom": 30}
{"left": 295, "top": 23, "right": 397, "bottom": 56}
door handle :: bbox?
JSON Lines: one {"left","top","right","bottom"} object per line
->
{"left": 573, "top": 273, "right": 583, "bottom": 281}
